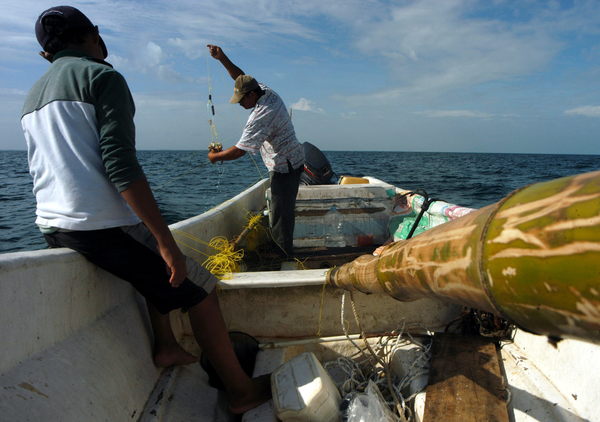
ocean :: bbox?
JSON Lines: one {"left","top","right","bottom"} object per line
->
{"left": 1, "top": 150, "right": 598, "bottom": 254}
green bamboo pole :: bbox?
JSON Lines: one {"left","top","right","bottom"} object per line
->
{"left": 327, "top": 170, "right": 600, "bottom": 343}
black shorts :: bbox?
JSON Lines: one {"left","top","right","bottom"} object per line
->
{"left": 44, "top": 223, "right": 217, "bottom": 314}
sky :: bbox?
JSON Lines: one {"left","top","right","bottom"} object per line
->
{"left": 1, "top": 0, "right": 600, "bottom": 154}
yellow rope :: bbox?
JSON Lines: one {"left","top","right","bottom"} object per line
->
{"left": 173, "top": 229, "right": 242, "bottom": 279}
{"left": 203, "top": 236, "right": 244, "bottom": 279}
{"left": 176, "top": 239, "right": 211, "bottom": 257}
{"left": 316, "top": 282, "right": 328, "bottom": 336}
{"left": 173, "top": 228, "right": 215, "bottom": 248}
{"left": 245, "top": 212, "right": 263, "bottom": 231}
{"left": 172, "top": 210, "right": 266, "bottom": 279}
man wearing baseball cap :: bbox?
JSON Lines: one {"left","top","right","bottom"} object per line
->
{"left": 22, "top": 6, "right": 270, "bottom": 414}
{"left": 207, "top": 44, "right": 304, "bottom": 258}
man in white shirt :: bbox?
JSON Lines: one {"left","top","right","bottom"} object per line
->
{"left": 207, "top": 45, "right": 304, "bottom": 258}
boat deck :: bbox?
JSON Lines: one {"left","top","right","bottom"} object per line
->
{"left": 135, "top": 331, "right": 586, "bottom": 422}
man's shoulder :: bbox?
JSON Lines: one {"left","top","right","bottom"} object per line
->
{"left": 54, "top": 54, "right": 121, "bottom": 79}
{"left": 255, "top": 82, "right": 274, "bottom": 96}
{"left": 257, "top": 83, "right": 283, "bottom": 107}
{"left": 65, "top": 57, "right": 131, "bottom": 95}
{"left": 22, "top": 57, "right": 127, "bottom": 116}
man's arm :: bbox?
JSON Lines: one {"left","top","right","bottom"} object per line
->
{"left": 207, "top": 44, "right": 244, "bottom": 80}
{"left": 120, "top": 178, "right": 187, "bottom": 287}
{"left": 94, "top": 69, "right": 187, "bottom": 287}
{"left": 208, "top": 145, "right": 246, "bottom": 163}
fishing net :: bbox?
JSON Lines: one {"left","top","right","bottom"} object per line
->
{"left": 324, "top": 292, "right": 433, "bottom": 422}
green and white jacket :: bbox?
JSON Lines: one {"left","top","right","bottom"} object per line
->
{"left": 21, "top": 50, "right": 143, "bottom": 231}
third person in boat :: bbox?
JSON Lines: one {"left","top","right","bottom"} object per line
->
{"left": 206, "top": 44, "right": 304, "bottom": 259}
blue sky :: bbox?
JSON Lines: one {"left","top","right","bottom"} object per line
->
{"left": 1, "top": 0, "right": 600, "bottom": 154}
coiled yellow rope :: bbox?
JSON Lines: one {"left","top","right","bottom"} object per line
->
{"left": 173, "top": 210, "right": 265, "bottom": 279}
{"left": 203, "top": 236, "right": 244, "bottom": 278}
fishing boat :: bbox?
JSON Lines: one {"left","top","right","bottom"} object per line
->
{"left": 1, "top": 169, "right": 599, "bottom": 422}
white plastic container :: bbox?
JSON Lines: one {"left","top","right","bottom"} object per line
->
{"left": 271, "top": 352, "right": 341, "bottom": 422}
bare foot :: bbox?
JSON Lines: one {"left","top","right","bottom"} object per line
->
{"left": 228, "top": 374, "right": 272, "bottom": 415}
{"left": 153, "top": 344, "right": 198, "bottom": 368}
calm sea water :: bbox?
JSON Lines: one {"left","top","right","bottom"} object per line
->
{"left": 1, "top": 150, "right": 598, "bottom": 253}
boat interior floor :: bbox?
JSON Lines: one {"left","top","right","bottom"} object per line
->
{"left": 137, "top": 333, "right": 582, "bottom": 422}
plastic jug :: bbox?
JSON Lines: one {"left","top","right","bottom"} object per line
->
{"left": 272, "top": 352, "right": 341, "bottom": 422}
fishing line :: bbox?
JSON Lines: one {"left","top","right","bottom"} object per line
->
{"left": 206, "top": 53, "right": 265, "bottom": 182}
{"left": 206, "top": 56, "right": 220, "bottom": 148}
{"left": 206, "top": 56, "right": 226, "bottom": 192}
{"left": 151, "top": 59, "right": 222, "bottom": 193}
{"left": 247, "top": 151, "right": 266, "bottom": 180}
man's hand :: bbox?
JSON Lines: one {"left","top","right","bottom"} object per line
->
{"left": 120, "top": 178, "right": 188, "bottom": 287}
{"left": 207, "top": 145, "right": 246, "bottom": 164}
{"left": 208, "top": 150, "right": 220, "bottom": 164}
{"left": 206, "top": 44, "right": 244, "bottom": 80}
{"left": 157, "top": 239, "right": 188, "bottom": 287}
{"left": 207, "top": 44, "right": 225, "bottom": 60}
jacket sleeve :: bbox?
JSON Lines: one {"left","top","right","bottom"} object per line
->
{"left": 93, "top": 68, "right": 145, "bottom": 192}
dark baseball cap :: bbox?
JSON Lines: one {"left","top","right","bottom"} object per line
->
{"left": 35, "top": 6, "right": 107, "bottom": 58}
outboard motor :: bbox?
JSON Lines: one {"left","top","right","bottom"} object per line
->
{"left": 300, "top": 142, "right": 336, "bottom": 185}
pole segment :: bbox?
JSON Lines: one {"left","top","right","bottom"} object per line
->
{"left": 327, "top": 171, "right": 600, "bottom": 343}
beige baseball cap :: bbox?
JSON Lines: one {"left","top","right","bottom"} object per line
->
{"left": 230, "top": 74, "right": 259, "bottom": 103}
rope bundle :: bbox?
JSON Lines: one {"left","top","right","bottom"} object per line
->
{"left": 322, "top": 292, "right": 432, "bottom": 421}
{"left": 173, "top": 210, "right": 266, "bottom": 279}
{"left": 202, "top": 236, "right": 244, "bottom": 278}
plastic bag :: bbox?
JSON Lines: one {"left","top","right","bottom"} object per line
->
{"left": 341, "top": 381, "right": 398, "bottom": 422}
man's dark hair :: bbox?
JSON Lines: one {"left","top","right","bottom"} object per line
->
{"left": 41, "top": 15, "right": 95, "bottom": 54}
{"left": 251, "top": 87, "right": 265, "bottom": 97}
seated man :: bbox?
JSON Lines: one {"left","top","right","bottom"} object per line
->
{"left": 23, "top": 5, "right": 270, "bottom": 414}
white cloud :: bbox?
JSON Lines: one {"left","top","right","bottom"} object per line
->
{"left": 565, "top": 106, "right": 600, "bottom": 117}
{"left": 133, "top": 93, "right": 203, "bottom": 109}
{"left": 340, "top": 111, "right": 358, "bottom": 119}
{"left": 110, "top": 41, "right": 190, "bottom": 83}
{"left": 416, "top": 110, "right": 494, "bottom": 119}
{"left": 168, "top": 37, "right": 204, "bottom": 60}
{"left": 343, "top": 0, "right": 580, "bottom": 103}
{"left": 291, "top": 98, "right": 324, "bottom": 113}
{"left": 145, "top": 42, "right": 164, "bottom": 68}
{"left": 0, "top": 87, "right": 27, "bottom": 96}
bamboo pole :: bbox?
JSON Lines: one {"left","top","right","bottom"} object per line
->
{"left": 327, "top": 170, "right": 600, "bottom": 343}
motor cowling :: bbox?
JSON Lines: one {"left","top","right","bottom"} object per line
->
{"left": 300, "top": 142, "right": 336, "bottom": 185}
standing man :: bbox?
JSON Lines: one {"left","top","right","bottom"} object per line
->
{"left": 206, "top": 44, "right": 304, "bottom": 258}
{"left": 22, "top": 6, "right": 269, "bottom": 414}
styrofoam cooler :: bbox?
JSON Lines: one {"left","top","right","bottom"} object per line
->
{"left": 271, "top": 352, "right": 341, "bottom": 422}
{"left": 266, "top": 184, "right": 393, "bottom": 248}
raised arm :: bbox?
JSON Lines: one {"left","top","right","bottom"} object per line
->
{"left": 207, "top": 44, "right": 244, "bottom": 80}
